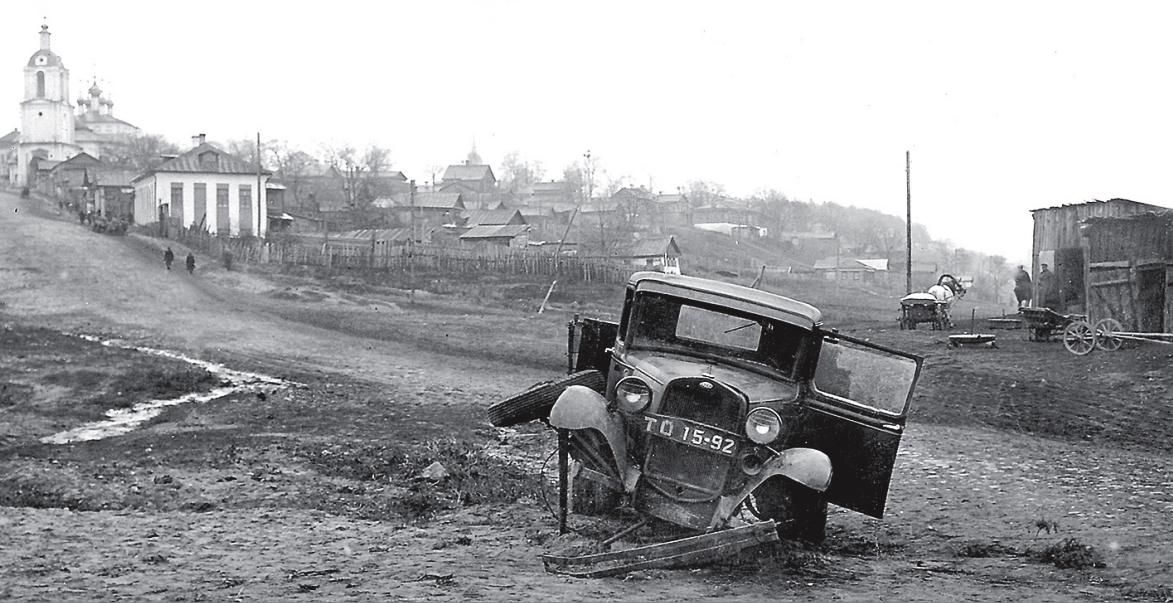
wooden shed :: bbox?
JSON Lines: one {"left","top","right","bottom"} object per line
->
{"left": 1030, "top": 198, "right": 1171, "bottom": 313}
{"left": 1080, "top": 212, "right": 1173, "bottom": 333}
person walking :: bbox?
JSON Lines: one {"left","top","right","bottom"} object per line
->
{"left": 185, "top": 252, "right": 196, "bottom": 275}
{"left": 164, "top": 247, "right": 175, "bottom": 271}
{"left": 1014, "top": 265, "right": 1032, "bottom": 308}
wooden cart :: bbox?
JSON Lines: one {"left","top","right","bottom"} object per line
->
{"left": 1020, "top": 307, "right": 1086, "bottom": 342}
{"left": 1061, "top": 318, "right": 1173, "bottom": 356}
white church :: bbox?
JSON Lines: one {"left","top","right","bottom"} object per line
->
{"left": 4, "top": 25, "right": 139, "bottom": 188}
{"left": 4, "top": 25, "right": 269, "bottom": 237}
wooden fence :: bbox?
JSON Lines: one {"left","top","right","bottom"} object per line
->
{"left": 173, "top": 228, "right": 632, "bottom": 284}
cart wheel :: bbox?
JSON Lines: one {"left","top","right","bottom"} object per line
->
{"left": 1094, "top": 318, "right": 1124, "bottom": 351}
{"left": 1062, "top": 321, "right": 1096, "bottom": 356}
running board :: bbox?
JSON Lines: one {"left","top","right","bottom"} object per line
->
{"left": 541, "top": 521, "right": 779, "bottom": 578}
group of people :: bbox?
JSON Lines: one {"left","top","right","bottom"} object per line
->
{"left": 163, "top": 247, "right": 196, "bottom": 275}
{"left": 1014, "top": 263, "right": 1060, "bottom": 309}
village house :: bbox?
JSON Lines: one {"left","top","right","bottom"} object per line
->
{"left": 612, "top": 235, "right": 682, "bottom": 274}
{"left": 46, "top": 151, "right": 100, "bottom": 202}
{"left": 378, "top": 191, "right": 465, "bottom": 228}
{"left": 88, "top": 167, "right": 137, "bottom": 220}
{"left": 1030, "top": 198, "right": 1172, "bottom": 313}
{"left": 459, "top": 224, "right": 529, "bottom": 249}
{"left": 439, "top": 163, "right": 500, "bottom": 209}
{"left": 1078, "top": 211, "right": 1173, "bottom": 333}
{"left": 462, "top": 208, "right": 526, "bottom": 228}
{"left": 132, "top": 134, "right": 270, "bottom": 237}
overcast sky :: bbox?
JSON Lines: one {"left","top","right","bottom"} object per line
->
{"left": 4, "top": 0, "right": 1172, "bottom": 264}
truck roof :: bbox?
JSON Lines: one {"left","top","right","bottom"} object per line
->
{"left": 629, "top": 271, "right": 824, "bottom": 329}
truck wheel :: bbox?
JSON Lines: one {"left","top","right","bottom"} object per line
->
{"left": 487, "top": 370, "right": 606, "bottom": 427}
{"left": 572, "top": 472, "right": 623, "bottom": 516}
{"left": 752, "top": 477, "right": 828, "bottom": 544}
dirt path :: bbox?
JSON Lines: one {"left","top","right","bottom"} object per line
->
{"left": 2, "top": 188, "right": 1171, "bottom": 602}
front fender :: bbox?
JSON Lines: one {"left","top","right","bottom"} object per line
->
{"left": 710, "top": 447, "right": 833, "bottom": 529}
{"left": 549, "top": 385, "right": 628, "bottom": 484}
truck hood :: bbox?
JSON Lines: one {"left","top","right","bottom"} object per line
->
{"left": 625, "top": 350, "right": 799, "bottom": 404}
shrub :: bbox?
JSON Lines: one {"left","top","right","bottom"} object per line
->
{"left": 1030, "top": 538, "right": 1105, "bottom": 569}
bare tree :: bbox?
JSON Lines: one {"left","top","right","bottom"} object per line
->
{"left": 687, "top": 180, "right": 726, "bottom": 208}
{"left": 499, "top": 150, "right": 545, "bottom": 195}
{"left": 101, "top": 133, "right": 180, "bottom": 172}
{"left": 320, "top": 143, "right": 362, "bottom": 207}
{"left": 265, "top": 141, "right": 316, "bottom": 211}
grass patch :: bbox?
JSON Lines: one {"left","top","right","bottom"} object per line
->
{"left": 955, "top": 541, "right": 1020, "bottom": 558}
{"left": 89, "top": 366, "right": 224, "bottom": 409}
{"left": 0, "top": 478, "right": 102, "bottom": 511}
{"left": 294, "top": 437, "right": 546, "bottom": 522}
{"left": 1029, "top": 538, "right": 1106, "bottom": 569}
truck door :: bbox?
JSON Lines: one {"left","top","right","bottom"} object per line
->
{"left": 794, "top": 332, "right": 922, "bottom": 518}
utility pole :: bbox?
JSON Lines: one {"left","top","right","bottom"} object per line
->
{"left": 256, "top": 132, "right": 262, "bottom": 238}
{"left": 409, "top": 179, "right": 416, "bottom": 304}
{"left": 906, "top": 150, "right": 913, "bottom": 295}
{"left": 555, "top": 151, "right": 590, "bottom": 258}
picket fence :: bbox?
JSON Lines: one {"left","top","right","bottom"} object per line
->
{"left": 173, "top": 228, "right": 632, "bottom": 284}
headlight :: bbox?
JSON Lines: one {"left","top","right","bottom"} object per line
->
{"left": 745, "top": 407, "right": 783, "bottom": 444}
{"left": 615, "top": 377, "right": 652, "bottom": 413}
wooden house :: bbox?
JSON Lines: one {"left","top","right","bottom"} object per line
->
{"left": 462, "top": 208, "right": 526, "bottom": 228}
{"left": 459, "top": 224, "right": 529, "bottom": 248}
{"left": 1080, "top": 211, "right": 1173, "bottom": 333}
{"left": 1031, "top": 198, "right": 1171, "bottom": 313}
{"left": 614, "top": 235, "right": 682, "bottom": 273}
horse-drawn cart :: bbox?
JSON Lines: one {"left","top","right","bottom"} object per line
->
{"left": 898, "top": 293, "right": 948, "bottom": 330}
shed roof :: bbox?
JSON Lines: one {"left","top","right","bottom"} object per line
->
{"left": 463, "top": 208, "right": 525, "bottom": 226}
{"left": 624, "top": 236, "right": 681, "bottom": 258}
{"left": 460, "top": 224, "right": 529, "bottom": 239}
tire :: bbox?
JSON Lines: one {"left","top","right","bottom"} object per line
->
{"left": 572, "top": 467, "right": 623, "bottom": 516}
{"left": 752, "top": 476, "right": 829, "bottom": 544}
{"left": 487, "top": 370, "right": 606, "bottom": 428}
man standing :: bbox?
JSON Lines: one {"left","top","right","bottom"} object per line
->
{"left": 164, "top": 247, "right": 175, "bottom": 271}
{"left": 1014, "top": 265, "right": 1032, "bottom": 308}
{"left": 1037, "top": 263, "right": 1057, "bottom": 309}
{"left": 185, "top": 252, "right": 196, "bottom": 275}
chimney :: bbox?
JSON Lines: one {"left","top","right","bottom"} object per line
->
{"left": 191, "top": 133, "right": 206, "bottom": 148}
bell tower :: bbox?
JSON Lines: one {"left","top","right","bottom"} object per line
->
{"left": 17, "top": 24, "right": 79, "bottom": 187}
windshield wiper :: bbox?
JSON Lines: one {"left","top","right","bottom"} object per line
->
{"left": 724, "top": 322, "right": 757, "bottom": 334}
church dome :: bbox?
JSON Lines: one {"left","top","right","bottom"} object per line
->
{"left": 27, "top": 49, "right": 63, "bottom": 68}
{"left": 28, "top": 26, "right": 63, "bottom": 68}
{"left": 89, "top": 82, "right": 102, "bottom": 96}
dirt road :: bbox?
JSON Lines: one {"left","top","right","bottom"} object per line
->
{"left": 2, "top": 187, "right": 1171, "bottom": 602}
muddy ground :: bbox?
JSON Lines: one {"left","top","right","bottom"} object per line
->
{"left": 1, "top": 187, "right": 1171, "bottom": 602}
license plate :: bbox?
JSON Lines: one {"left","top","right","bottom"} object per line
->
{"left": 643, "top": 414, "right": 738, "bottom": 456}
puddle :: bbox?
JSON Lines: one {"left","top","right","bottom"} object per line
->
{"left": 41, "top": 335, "right": 296, "bottom": 445}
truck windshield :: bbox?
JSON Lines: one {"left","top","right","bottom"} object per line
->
{"left": 628, "top": 293, "right": 806, "bottom": 378}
